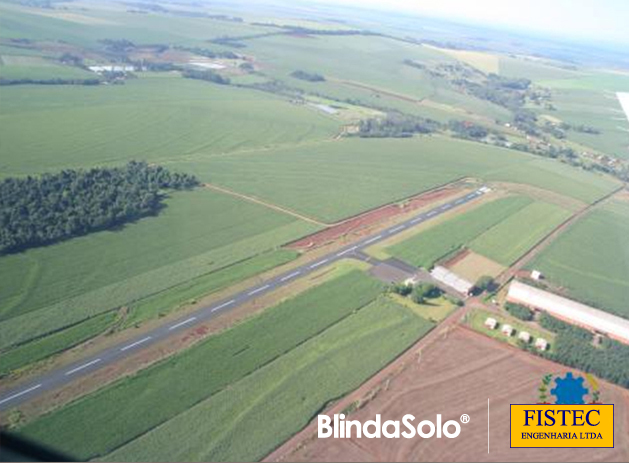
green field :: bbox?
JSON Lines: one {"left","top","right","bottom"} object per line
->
{"left": 0, "top": 55, "right": 96, "bottom": 80}
{"left": 174, "top": 136, "right": 618, "bottom": 223}
{"left": 469, "top": 201, "right": 572, "bottom": 266}
{"left": 0, "top": 189, "right": 317, "bottom": 349}
{"left": 105, "top": 296, "right": 433, "bottom": 462}
{"left": 0, "top": 311, "right": 118, "bottom": 377}
{"left": 528, "top": 199, "right": 629, "bottom": 318}
{"left": 388, "top": 195, "right": 533, "bottom": 267}
{"left": 20, "top": 271, "right": 384, "bottom": 459}
{"left": 0, "top": 74, "right": 339, "bottom": 176}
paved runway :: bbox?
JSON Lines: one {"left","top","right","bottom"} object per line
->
{"left": 0, "top": 186, "right": 489, "bottom": 411}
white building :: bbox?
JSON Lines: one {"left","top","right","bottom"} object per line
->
{"left": 430, "top": 266, "right": 474, "bottom": 296}
{"left": 530, "top": 270, "right": 543, "bottom": 281}
{"left": 535, "top": 338, "right": 549, "bottom": 351}
{"left": 518, "top": 331, "right": 531, "bottom": 343}
{"left": 507, "top": 280, "right": 629, "bottom": 344}
{"left": 88, "top": 65, "right": 135, "bottom": 73}
{"left": 502, "top": 324, "right": 514, "bottom": 337}
{"left": 484, "top": 317, "right": 498, "bottom": 330}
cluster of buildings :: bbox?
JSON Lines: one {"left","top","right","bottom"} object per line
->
{"left": 484, "top": 316, "right": 549, "bottom": 351}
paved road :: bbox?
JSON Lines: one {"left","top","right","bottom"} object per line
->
{"left": 0, "top": 187, "right": 489, "bottom": 411}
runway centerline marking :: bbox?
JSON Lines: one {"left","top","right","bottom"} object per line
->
{"left": 168, "top": 317, "right": 197, "bottom": 331}
{"left": 65, "top": 358, "right": 102, "bottom": 375}
{"left": 248, "top": 285, "right": 270, "bottom": 296}
{"left": 310, "top": 259, "right": 329, "bottom": 269}
{"left": 212, "top": 299, "right": 236, "bottom": 312}
{"left": 120, "top": 336, "right": 152, "bottom": 352}
{"left": 0, "top": 384, "right": 42, "bottom": 405}
{"left": 280, "top": 271, "right": 301, "bottom": 282}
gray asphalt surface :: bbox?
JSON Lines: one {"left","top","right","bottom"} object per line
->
{"left": 0, "top": 187, "right": 488, "bottom": 411}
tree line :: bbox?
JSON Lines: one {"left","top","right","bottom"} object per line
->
{"left": 355, "top": 114, "right": 441, "bottom": 138}
{"left": 0, "top": 161, "right": 198, "bottom": 254}
{"left": 527, "top": 313, "right": 629, "bottom": 388}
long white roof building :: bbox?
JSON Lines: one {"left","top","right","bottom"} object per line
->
{"left": 507, "top": 280, "right": 629, "bottom": 344}
{"left": 430, "top": 266, "right": 474, "bottom": 295}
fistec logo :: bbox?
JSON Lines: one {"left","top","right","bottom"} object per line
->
{"left": 510, "top": 372, "right": 614, "bottom": 448}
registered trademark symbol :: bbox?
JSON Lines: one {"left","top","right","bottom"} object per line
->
{"left": 460, "top": 414, "right": 470, "bottom": 424}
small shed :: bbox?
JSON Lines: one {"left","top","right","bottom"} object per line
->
{"left": 531, "top": 270, "right": 543, "bottom": 281}
{"left": 484, "top": 317, "right": 498, "bottom": 330}
{"left": 535, "top": 338, "right": 549, "bottom": 351}
{"left": 518, "top": 331, "right": 531, "bottom": 343}
{"left": 501, "top": 324, "right": 514, "bottom": 337}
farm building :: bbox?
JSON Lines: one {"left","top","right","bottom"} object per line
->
{"left": 530, "top": 270, "right": 543, "bottom": 281}
{"left": 501, "top": 324, "right": 514, "bottom": 337}
{"left": 484, "top": 317, "right": 498, "bottom": 330}
{"left": 430, "top": 266, "right": 474, "bottom": 296}
{"left": 88, "top": 65, "right": 135, "bottom": 73}
{"left": 518, "top": 331, "right": 531, "bottom": 343}
{"left": 507, "top": 280, "right": 629, "bottom": 344}
{"left": 535, "top": 338, "right": 549, "bottom": 351}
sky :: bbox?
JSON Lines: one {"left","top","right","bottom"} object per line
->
{"left": 323, "top": 0, "right": 629, "bottom": 44}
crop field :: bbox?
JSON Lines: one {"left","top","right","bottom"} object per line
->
{"left": 469, "top": 201, "right": 571, "bottom": 266}
{"left": 104, "top": 296, "right": 434, "bottom": 462}
{"left": 0, "top": 2, "right": 269, "bottom": 47}
{"left": 528, "top": 199, "right": 629, "bottom": 318}
{"left": 278, "top": 327, "right": 629, "bottom": 462}
{"left": 20, "top": 271, "right": 384, "bottom": 459}
{"left": 0, "top": 311, "right": 117, "bottom": 377}
{"left": 484, "top": 157, "right": 620, "bottom": 203}
{"left": 0, "top": 189, "right": 317, "bottom": 349}
{"left": 498, "top": 55, "right": 583, "bottom": 81}
{"left": 0, "top": 74, "right": 339, "bottom": 176}
{"left": 545, "top": 88, "right": 629, "bottom": 159}
{"left": 0, "top": 55, "right": 95, "bottom": 80}
{"left": 177, "top": 136, "right": 617, "bottom": 223}
{"left": 448, "top": 251, "right": 506, "bottom": 281}
{"left": 387, "top": 195, "right": 533, "bottom": 268}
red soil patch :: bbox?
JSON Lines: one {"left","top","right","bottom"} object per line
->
{"left": 270, "top": 327, "right": 629, "bottom": 462}
{"left": 441, "top": 248, "right": 470, "bottom": 268}
{"left": 287, "top": 185, "right": 463, "bottom": 250}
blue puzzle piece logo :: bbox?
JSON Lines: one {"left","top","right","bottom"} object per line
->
{"left": 551, "top": 372, "right": 589, "bottom": 404}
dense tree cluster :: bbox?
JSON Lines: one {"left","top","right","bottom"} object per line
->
{"left": 0, "top": 78, "right": 101, "bottom": 86}
{"left": 538, "top": 313, "right": 592, "bottom": 341}
{"left": 290, "top": 70, "right": 326, "bottom": 82}
{"left": 181, "top": 69, "right": 231, "bottom": 85}
{"left": 356, "top": 114, "right": 441, "bottom": 138}
{"left": 175, "top": 46, "right": 239, "bottom": 60}
{"left": 504, "top": 302, "right": 534, "bottom": 321}
{"left": 0, "top": 161, "right": 198, "bottom": 254}
{"left": 454, "top": 74, "right": 531, "bottom": 110}
{"left": 448, "top": 120, "right": 489, "bottom": 139}
{"left": 534, "top": 313, "right": 629, "bottom": 388}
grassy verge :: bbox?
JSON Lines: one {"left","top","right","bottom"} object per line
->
{"left": 20, "top": 271, "right": 383, "bottom": 460}
{"left": 105, "top": 297, "right": 435, "bottom": 462}
{"left": 122, "top": 249, "right": 299, "bottom": 328}
{"left": 0, "top": 312, "right": 118, "bottom": 377}
{"left": 388, "top": 293, "right": 457, "bottom": 322}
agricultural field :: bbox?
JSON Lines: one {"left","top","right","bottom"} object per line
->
{"left": 528, "top": 198, "right": 629, "bottom": 318}
{"left": 104, "top": 296, "right": 434, "bottom": 462}
{"left": 278, "top": 327, "right": 629, "bottom": 462}
{"left": 0, "top": 55, "right": 96, "bottom": 80}
{"left": 387, "top": 195, "right": 571, "bottom": 271}
{"left": 386, "top": 195, "right": 532, "bottom": 268}
{"left": 469, "top": 201, "right": 571, "bottom": 266}
{"left": 0, "top": 74, "right": 340, "bottom": 176}
{"left": 19, "top": 271, "right": 386, "bottom": 459}
{"left": 0, "top": 188, "right": 318, "bottom": 350}
{"left": 179, "top": 136, "right": 618, "bottom": 223}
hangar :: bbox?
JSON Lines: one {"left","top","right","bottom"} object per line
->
{"left": 507, "top": 280, "right": 629, "bottom": 344}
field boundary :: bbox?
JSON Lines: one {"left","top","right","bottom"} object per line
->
{"left": 203, "top": 183, "right": 327, "bottom": 226}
